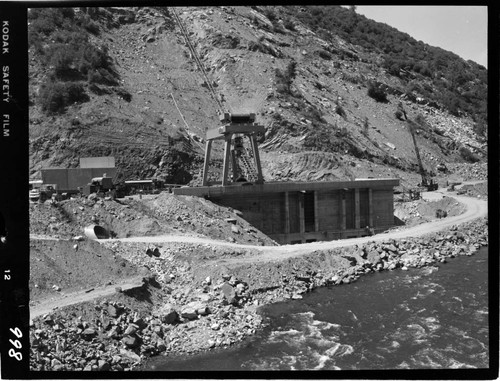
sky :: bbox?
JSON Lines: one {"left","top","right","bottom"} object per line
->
{"left": 354, "top": 6, "right": 488, "bottom": 68}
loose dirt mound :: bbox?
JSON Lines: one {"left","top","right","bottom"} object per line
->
{"left": 457, "top": 182, "right": 488, "bottom": 198}
{"left": 29, "top": 197, "right": 165, "bottom": 239}
{"left": 138, "top": 193, "right": 277, "bottom": 245}
{"left": 30, "top": 238, "right": 141, "bottom": 304}
{"left": 394, "top": 196, "right": 466, "bottom": 227}
{"left": 30, "top": 192, "right": 276, "bottom": 245}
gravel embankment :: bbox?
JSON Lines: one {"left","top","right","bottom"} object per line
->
{"left": 29, "top": 216, "right": 488, "bottom": 371}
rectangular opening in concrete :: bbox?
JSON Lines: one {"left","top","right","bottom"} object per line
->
{"left": 360, "top": 189, "right": 369, "bottom": 228}
{"left": 345, "top": 190, "right": 355, "bottom": 229}
{"left": 304, "top": 191, "right": 315, "bottom": 232}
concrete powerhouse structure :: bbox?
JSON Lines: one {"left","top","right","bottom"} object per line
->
{"left": 174, "top": 178, "right": 399, "bottom": 244}
{"left": 176, "top": 113, "right": 399, "bottom": 244}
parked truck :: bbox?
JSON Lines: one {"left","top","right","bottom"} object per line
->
{"left": 81, "top": 176, "right": 115, "bottom": 198}
{"left": 29, "top": 184, "right": 59, "bottom": 203}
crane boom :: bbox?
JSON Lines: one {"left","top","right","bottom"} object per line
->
{"left": 407, "top": 121, "right": 438, "bottom": 191}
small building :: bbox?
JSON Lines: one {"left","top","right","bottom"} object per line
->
{"left": 79, "top": 156, "right": 116, "bottom": 169}
{"left": 40, "top": 157, "right": 116, "bottom": 194}
{"left": 174, "top": 178, "right": 399, "bottom": 244}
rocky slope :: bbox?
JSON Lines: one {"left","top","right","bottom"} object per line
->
{"left": 29, "top": 192, "right": 277, "bottom": 245}
{"left": 28, "top": 179, "right": 488, "bottom": 371}
{"left": 29, "top": 214, "right": 488, "bottom": 371}
{"left": 28, "top": 6, "right": 487, "bottom": 188}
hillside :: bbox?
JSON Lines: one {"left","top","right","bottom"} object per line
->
{"left": 28, "top": 6, "right": 487, "bottom": 189}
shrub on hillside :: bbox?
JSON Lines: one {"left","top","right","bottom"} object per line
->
{"left": 88, "top": 68, "right": 119, "bottom": 86}
{"left": 414, "top": 113, "right": 427, "bottom": 126}
{"left": 335, "top": 104, "right": 346, "bottom": 119}
{"left": 283, "top": 18, "right": 296, "bottom": 31}
{"left": 414, "top": 113, "right": 431, "bottom": 130}
{"left": 363, "top": 117, "right": 369, "bottom": 136}
{"left": 473, "top": 120, "right": 487, "bottom": 138}
{"left": 115, "top": 88, "right": 132, "bottom": 102}
{"left": 28, "top": 8, "right": 76, "bottom": 36}
{"left": 29, "top": 7, "right": 120, "bottom": 116}
{"left": 263, "top": 8, "right": 277, "bottom": 22}
{"left": 459, "top": 146, "right": 480, "bottom": 163}
{"left": 342, "top": 72, "right": 363, "bottom": 84}
{"left": 367, "top": 82, "right": 388, "bottom": 103}
{"left": 39, "top": 80, "right": 89, "bottom": 114}
{"left": 317, "top": 50, "right": 332, "bottom": 60}
{"left": 275, "top": 61, "right": 297, "bottom": 95}
{"left": 78, "top": 13, "right": 100, "bottom": 34}
{"left": 291, "top": 6, "right": 487, "bottom": 123}
{"left": 273, "top": 23, "right": 286, "bottom": 34}
{"left": 248, "top": 40, "right": 275, "bottom": 56}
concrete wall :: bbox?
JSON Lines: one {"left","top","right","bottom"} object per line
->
{"left": 175, "top": 179, "right": 398, "bottom": 244}
{"left": 372, "top": 186, "right": 394, "bottom": 228}
{"left": 209, "top": 185, "right": 396, "bottom": 244}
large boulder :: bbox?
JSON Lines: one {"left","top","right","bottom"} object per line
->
{"left": 122, "top": 335, "right": 140, "bottom": 349}
{"left": 107, "top": 325, "right": 121, "bottom": 339}
{"left": 158, "top": 304, "right": 179, "bottom": 324}
{"left": 181, "top": 301, "right": 209, "bottom": 320}
{"left": 366, "top": 250, "right": 381, "bottom": 266}
{"left": 81, "top": 328, "right": 96, "bottom": 340}
{"left": 385, "top": 244, "right": 398, "bottom": 253}
{"left": 107, "top": 304, "right": 124, "bottom": 318}
{"left": 220, "top": 282, "right": 237, "bottom": 305}
{"left": 98, "top": 360, "right": 111, "bottom": 371}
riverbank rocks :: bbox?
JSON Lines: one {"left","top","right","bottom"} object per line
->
{"left": 367, "top": 250, "right": 381, "bottom": 266}
{"left": 30, "top": 216, "right": 487, "bottom": 372}
{"left": 107, "top": 303, "right": 125, "bottom": 318}
{"left": 122, "top": 335, "right": 141, "bottom": 348}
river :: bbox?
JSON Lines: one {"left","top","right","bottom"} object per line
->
{"left": 145, "top": 246, "right": 489, "bottom": 371}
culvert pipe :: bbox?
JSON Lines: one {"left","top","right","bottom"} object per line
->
{"left": 84, "top": 225, "right": 110, "bottom": 240}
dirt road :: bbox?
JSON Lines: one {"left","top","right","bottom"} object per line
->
{"left": 109, "top": 193, "right": 487, "bottom": 263}
{"left": 30, "top": 276, "right": 145, "bottom": 319}
{"left": 31, "top": 193, "right": 486, "bottom": 317}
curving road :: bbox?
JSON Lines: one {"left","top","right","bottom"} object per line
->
{"left": 108, "top": 192, "right": 487, "bottom": 263}
{"left": 30, "top": 192, "right": 487, "bottom": 317}
{"left": 30, "top": 276, "right": 145, "bottom": 319}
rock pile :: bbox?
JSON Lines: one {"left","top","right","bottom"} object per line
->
{"left": 448, "top": 162, "right": 487, "bottom": 181}
{"left": 236, "top": 218, "right": 488, "bottom": 305}
{"left": 30, "top": 192, "right": 276, "bottom": 246}
{"left": 30, "top": 270, "right": 262, "bottom": 371}
{"left": 29, "top": 196, "right": 163, "bottom": 239}
{"left": 30, "top": 202, "right": 487, "bottom": 372}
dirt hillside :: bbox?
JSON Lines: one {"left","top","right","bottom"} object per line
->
{"left": 28, "top": 6, "right": 487, "bottom": 188}
{"left": 30, "top": 192, "right": 277, "bottom": 245}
